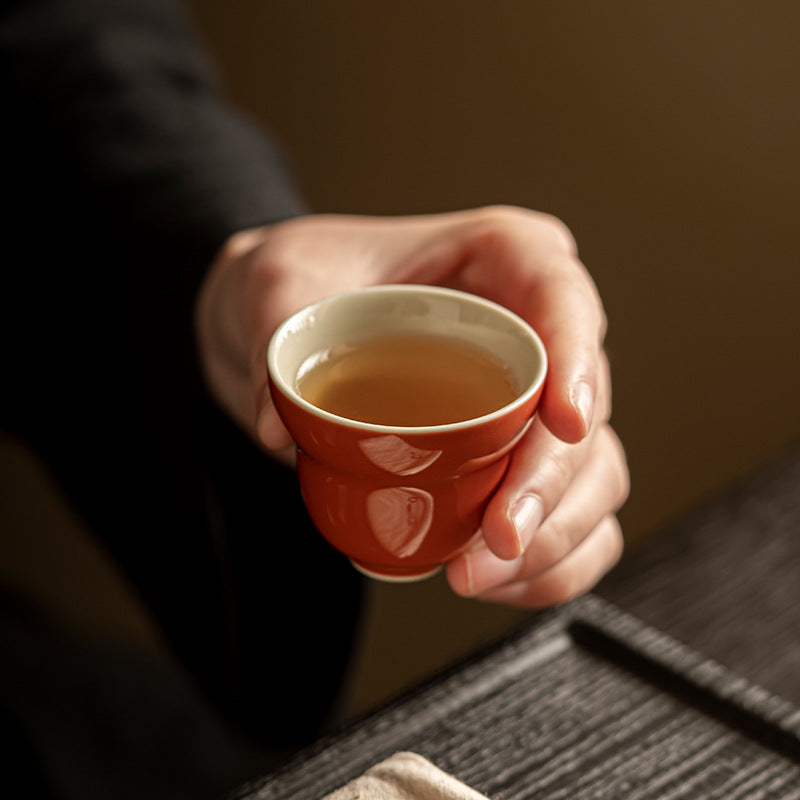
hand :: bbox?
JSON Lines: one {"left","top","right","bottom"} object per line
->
{"left": 195, "top": 206, "right": 628, "bottom": 607}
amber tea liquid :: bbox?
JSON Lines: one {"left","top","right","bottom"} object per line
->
{"left": 296, "top": 332, "right": 518, "bottom": 426}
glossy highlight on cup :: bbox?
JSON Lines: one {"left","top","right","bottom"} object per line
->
{"left": 267, "top": 285, "right": 548, "bottom": 582}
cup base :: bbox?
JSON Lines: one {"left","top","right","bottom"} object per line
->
{"left": 350, "top": 560, "right": 442, "bottom": 583}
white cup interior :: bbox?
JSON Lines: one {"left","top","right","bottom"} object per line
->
{"left": 267, "top": 284, "right": 547, "bottom": 432}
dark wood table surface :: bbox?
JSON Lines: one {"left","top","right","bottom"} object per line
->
{"left": 233, "top": 442, "right": 800, "bottom": 800}
{"left": 598, "top": 441, "right": 800, "bottom": 708}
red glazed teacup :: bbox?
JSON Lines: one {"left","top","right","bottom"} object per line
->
{"left": 267, "top": 285, "right": 547, "bottom": 582}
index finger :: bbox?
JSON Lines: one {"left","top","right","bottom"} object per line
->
{"left": 442, "top": 209, "right": 607, "bottom": 445}
{"left": 519, "top": 252, "right": 607, "bottom": 445}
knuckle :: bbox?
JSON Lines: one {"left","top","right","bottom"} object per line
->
{"left": 579, "top": 275, "right": 607, "bottom": 337}
{"left": 546, "top": 517, "right": 624, "bottom": 605}
{"left": 539, "top": 213, "right": 578, "bottom": 255}
{"left": 476, "top": 204, "right": 527, "bottom": 225}
{"left": 597, "top": 304, "right": 609, "bottom": 344}
{"left": 474, "top": 205, "right": 577, "bottom": 255}
{"left": 533, "top": 449, "right": 576, "bottom": 508}
{"left": 534, "top": 517, "right": 574, "bottom": 566}
{"left": 602, "top": 426, "right": 631, "bottom": 508}
{"left": 546, "top": 569, "right": 586, "bottom": 607}
{"left": 466, "top": 207, "right": 526, "bottom": 260}
{"left": 607, "top": 517, "right": 625, "bottom": 563}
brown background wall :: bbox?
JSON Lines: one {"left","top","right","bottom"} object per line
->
{"left": 184, "top": 0, "right": 800, "bottom": 713}
{"left": 185, "top": 0, "right": 800, "bottom": 539}
{"left": 2, "top": 1, "right": 799, "bottom": 718}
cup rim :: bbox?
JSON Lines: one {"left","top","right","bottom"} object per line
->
{"left": 267, "top": 284, "right": 548, "bottom": 434}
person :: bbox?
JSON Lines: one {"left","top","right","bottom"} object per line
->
{"left": 0, "top": 0, "right": 628, "bottom": 794}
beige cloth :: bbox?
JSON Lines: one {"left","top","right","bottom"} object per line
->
{"left": 324, "top": 752, "right": 490, "bottom": 800}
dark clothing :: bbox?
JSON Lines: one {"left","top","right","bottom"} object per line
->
{"left": 1, "top": 0, "right": 365, "bottom": 793}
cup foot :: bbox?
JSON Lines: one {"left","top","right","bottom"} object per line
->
{"left": 349, "top": 560, "right": 442, "bottom": 583}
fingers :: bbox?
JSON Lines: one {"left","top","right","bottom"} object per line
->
{"left": 524, "top": 253, "right": 607, "bottom": 445}
{"left": 477, "top": 350, "right": 612, "bottom": 560}
{"left": 427, "top": 207, "right": 608, "bottom": 447}
{"left": 428, "top": 207, "right": 624, "bottom": 607}
{"left": 446, "top": 423, "right": 628, "bottom": 605}
{"left": 459, "top": 516, "right": 624, "bottom": 608}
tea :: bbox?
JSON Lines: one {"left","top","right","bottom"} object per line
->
{"left": 296, "top": 332, "right": 518, "bottom": 426}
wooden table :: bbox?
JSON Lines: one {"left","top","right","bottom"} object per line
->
{"left": 599, "top": 441, "right": 800, "bottom": 707}
{"left": 233, "top": 443, "right": 800, "bottom": 799}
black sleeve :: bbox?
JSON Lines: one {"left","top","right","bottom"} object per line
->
{"left": 0, "top": 0, "right": 367, "bottom": 762}
{"left": 1, "top": 0, "right": 307, "bottom": 270}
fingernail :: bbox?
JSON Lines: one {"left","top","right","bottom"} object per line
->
{"left": 463, "top": 552, "right": 476, "bottom": 596}
{"left": 570, "top": 380, "right": 594, "bottom": 436}
{"left": 509, "top": 494, "right": 543, "bottom": 556}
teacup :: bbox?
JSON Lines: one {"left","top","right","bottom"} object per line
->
{"left": 267, "top": 284, "right": 547, "bottom": 582}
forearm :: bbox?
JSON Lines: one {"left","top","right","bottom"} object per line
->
{"left": 2, "top": 0, "right": 306, "bottom": 270}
